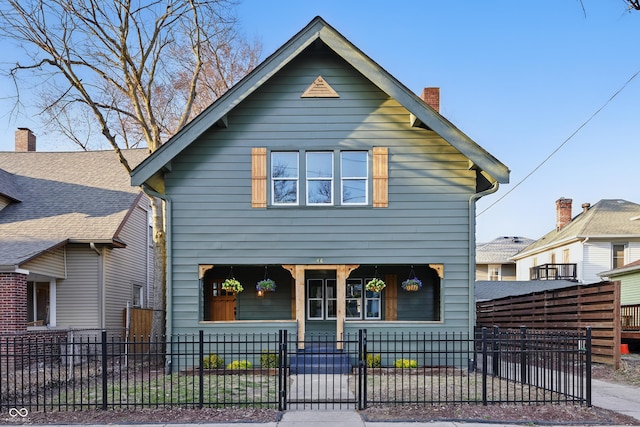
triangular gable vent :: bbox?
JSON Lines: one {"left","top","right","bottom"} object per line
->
{"left": 301, "top": 76, "right": 339, "bottom": 98}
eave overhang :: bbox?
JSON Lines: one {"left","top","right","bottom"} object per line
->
{"left": 131, "top": 16, "right": 509, "bottom": 188}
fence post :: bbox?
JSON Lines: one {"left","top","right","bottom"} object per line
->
{"left": 101, "top": 331, "right": 108, "bottom": 410}
{"left": 199, "top": 330, "right": 204, "bottom": 409}
{"left": 492, "top": 325, "right": 500, "bottom": 377}
{"left": 481, "top": 327, "right": 488, "bottom": 406}
{"left": 358, "top": 329, "right": 367, "bottom": 410}
{"left": 278, "top": 330, "right": 287, "bottom": 411}
{"left": 520, "top": 326, "right": 528, "bottom": 384}
{"left": 586, "top": 327, "right": 592, "bottom": 407}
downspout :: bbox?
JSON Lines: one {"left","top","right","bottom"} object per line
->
{"left": 141, "top": 184, "right": 172, "bottom": 373}
{"left": 90, "top": 243, "right": 105, "bottom": 329}
{"left": 468, "top": 181, "right": 500, "bottom": 335}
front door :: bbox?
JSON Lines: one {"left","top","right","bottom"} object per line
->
{"left": 305, "top": 271, "right": 337, "bottom": 336}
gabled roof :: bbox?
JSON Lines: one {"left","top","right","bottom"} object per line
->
{"left": 476, "top": 236, "right": 535, "bottom": 264}
{"left": 0, "top": 167, "right": 21, "bottom": 202}
{"left": 513, "top": 199, "right": 640, "bottom": 259}
{"left": 131, "top": 16, "right": 509, "bottom": 189}
{"left": 0, "top": 149, "right": 149, "bottom": 267}
{"left": 599, "top": 258, "right": 640, "bottom": 279}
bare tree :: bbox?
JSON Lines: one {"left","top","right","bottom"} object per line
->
{"left": 627, "top": 0, "right": 640, "bottom": 10}
{"left": 0, "top": 0, "right": 261, "bottom": 346}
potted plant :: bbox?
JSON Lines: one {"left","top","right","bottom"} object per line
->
{"left": 222, "top": 278, "right": 243, "bottom": 293}
{"left": 401, "top": 277, "right": 422, "bottom": 291}
{"left": 365, "top": 277, "right": 386, "bottom": 293}
{"left": 256, "top": 278, "right": 276, "bottom": 292}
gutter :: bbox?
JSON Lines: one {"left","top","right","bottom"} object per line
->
{"left": 468, "top": 181, "right": 500, "bottom": 335}
{"left": 141, "top": 184, "right": 173, "bottom": 374}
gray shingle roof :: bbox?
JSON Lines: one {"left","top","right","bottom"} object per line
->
{"left": 476, "top": 236, "right": 535, "bottom": 264}
{"left": 0, "top": 167, "right": 21, "bottom": 202}
{"left": 475, "top": 280, "right": 578, "bottom": 301}
{"left": 514, "top": 199, "right": 640, "bottom": 259}
{"left": 0, "top": 149, "right": 149, "bottom": 266}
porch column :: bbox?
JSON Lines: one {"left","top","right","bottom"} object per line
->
{"left": 336, "top": 266, "right": 346, "bottom": 349}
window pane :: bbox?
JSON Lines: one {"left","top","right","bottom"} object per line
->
{"left": 341, "top": 151, "right": 367, "bottom": 177}
{"left": 307, "top": 152, "right": 333, "bottom": 178}
{"left": 346, "top": 299, "right": 361, "bottom": 318}
{"left": 308, "top": 300, "right": 323, "bottom": 319}
{"left": 272, "top": 152, "right": 298, "bottom": 178}
{"left": 342, "top": 179, "right": 366, "bottom": 204}
{"left": 366, "top": 299, "right": 380, "bottom": 319}
{"left": 308, "top": 180, "right": 332, "bottom": 204}
{"left": 274, "top": 180, "right": 297, "bottom": 204}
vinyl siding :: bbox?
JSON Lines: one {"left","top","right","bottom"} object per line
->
{"left": 104, "top": 198, "right": 150, "bottom": 330}
{"left": 166, "top": 47, "right": 475, "bottom": 335}
{"left": 620, "top": 273, "right": 640, "bottom": 305}
{"left": 56, "top": 245, "right": 100, "bottom": 329}
{"left": 584, "top": 241, "right": 614, "bottom": 284}
{"left": 23, "top": 247, "right": 66, "bottom": 278}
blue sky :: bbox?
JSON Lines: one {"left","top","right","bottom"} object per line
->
{"left": 1, "top": 0, "right": 639, "bottom": 243}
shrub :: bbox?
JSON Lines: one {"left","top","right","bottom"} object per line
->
{"left": 260, "top": 350, "right": 279, "bottom": 368}
{"left": 226, "top": 360, "right": 252, "bottom": 369}
{"left": 203, "top": 354, "right": 224, "bottom": 369}
{"left": 394, "top": 358, "right": 418, "bottom": 368}
{"left": 366, "top": 354, "right": 381, "bottom": 368}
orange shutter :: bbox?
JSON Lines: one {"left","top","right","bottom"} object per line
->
{"left": 251, "top": 148, "right": 267, "bottom": 208}
{"left": 372, "top": 147, "right": 388, "bottom": 208}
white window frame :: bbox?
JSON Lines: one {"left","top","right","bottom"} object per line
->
{"left": 132, "top": 284, "right": 144, "bottom": 308}
{"left": 612, "top": 243, "right": 628, "bottom": 269}
{"left": 340, "top": 151, "right": 368, "bottom": 205}
{"left": 306, "top": 151, "right": 334, "bottom": 206}
{"left": 345, "top": 278, "right": 381, "bottom": 320}
{"left": 271, "top": 151, "right": 299, "bottom": 205}
{"left": 488, "top": 264, "right": 501, "bottom": 281}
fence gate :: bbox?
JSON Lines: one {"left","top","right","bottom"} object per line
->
{"left": 279, "top": 330, "right": 365, "bottom": 410}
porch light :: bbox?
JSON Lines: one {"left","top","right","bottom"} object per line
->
{"left": 257, "top": 289, "right": 264, "bottom": 297}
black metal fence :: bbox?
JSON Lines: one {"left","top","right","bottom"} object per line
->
{"left": 0, "top": 327, "right": 591, "bottom": 412}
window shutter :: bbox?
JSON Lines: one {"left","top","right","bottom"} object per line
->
{"left": 384, "top": 274, "right": 397, "bottom": 320}
{"left": 372, "top": 147, "right": 388, "bottom": 208}
{"left": 252, "top": 147, "right": 267, "bottom": 208}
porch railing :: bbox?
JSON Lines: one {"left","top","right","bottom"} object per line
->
{"left": 530, "top": 263, "right": 577, "bottom": 281}
{"left": 1, "top": 327, "right": 591, "bottom": 413}
{"left": 621, "top": 304, "right": 640, "bottom": 330}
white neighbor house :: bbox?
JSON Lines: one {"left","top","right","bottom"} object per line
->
{"left": 512, "top": 198, "right": 640, "bottom": 284}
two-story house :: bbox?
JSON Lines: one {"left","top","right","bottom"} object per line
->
{"left": 130, "top": 17, "right": 509, "bottom": 347}
{"left": 513, "top": 198, "right": 640, "bottom": 284}
{"left": 0, "top": 128, "right": 151, "bottom": 333}
{"left": 476, "top": 236, "right": 534, "bottom": 281}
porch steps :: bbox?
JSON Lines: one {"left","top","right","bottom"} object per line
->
{"left": 289, "top": 343, "right": 352, "bottom": 374}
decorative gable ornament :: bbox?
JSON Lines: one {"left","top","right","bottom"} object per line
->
{"left": 301, "top": 75, "right": 339, "bottom": 98}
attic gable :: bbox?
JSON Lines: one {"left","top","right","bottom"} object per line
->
{"left": 131, "top": 16, "right": 509, "bottom": 189}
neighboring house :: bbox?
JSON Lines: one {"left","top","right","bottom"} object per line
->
{"left": 513, "top": 198, "right": 640, "bottom": 284}
{"left": 476, "top": 236, "right": 534, "bottom": 281}
{"left": 130, "top": 17, "right": 509, "bottom": 345}
{"left": 599, "top": 259, "right": 640, "bottom": 336}
{"left": 0, "top": 128, "right": 151, "bottom": 333}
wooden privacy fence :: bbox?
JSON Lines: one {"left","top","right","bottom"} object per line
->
{"left": 476, "top": 281, "right": 620, "bottom": 368}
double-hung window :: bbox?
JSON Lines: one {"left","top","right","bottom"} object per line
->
{"left": 306, "top": 151, "right": 334, "bottom": 205}
{"left": 341, "top": 151, "right": 368, "bottom": 205}
{"left": 271, "top": 151, "right": 299, "bottom": 205}
{"left": 269, "top": 150, "right": 371, "bottom": 206}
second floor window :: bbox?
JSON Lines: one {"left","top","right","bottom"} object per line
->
{"left": 271, "top": 150, "right": 369, "bottom": 206}
{"left": 612, "top": 244, "right": 627, "bottom": 269}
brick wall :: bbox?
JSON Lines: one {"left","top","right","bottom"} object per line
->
{"left": 0, "top": 272, "right": 28, "bottom": 332}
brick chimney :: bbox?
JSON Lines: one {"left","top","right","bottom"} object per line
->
{"left": 421, "top": 87, "right": 440, "bottom": 112}
{"left": 556, "top": 198, "right": 573, "bottom": 231}
{"left": 15, "top": 128, "right": 36, "bottom": 152}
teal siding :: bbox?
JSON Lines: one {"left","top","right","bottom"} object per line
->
{"left": 166, "top": 46, "right": 475, "bottom": 335}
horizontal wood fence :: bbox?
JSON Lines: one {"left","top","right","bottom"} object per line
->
{"left": 476, "top": 281, "right": 620, "bottom": 368}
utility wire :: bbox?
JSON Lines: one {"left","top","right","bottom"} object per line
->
{"left": 478, "top": 66, "right": 640, "bottom": 216}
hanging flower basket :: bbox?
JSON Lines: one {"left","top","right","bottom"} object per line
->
{"left": 256, "top": 278, "right": 276, "bottom": 292}
{"left": 401, "top": 277, "right": 422, "bottom": 292}
{"left": 365, "top": 278, "right": 386, "bottom": 293}
{"left": 222, "top": 278, "right": 243, "bottom": 293}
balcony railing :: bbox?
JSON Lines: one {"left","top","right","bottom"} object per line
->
{"left": 621, "top": 304, "right": 640, "bottom": 331}
{"left": 530, "top": 263, "right": 577, "bottom": 281}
